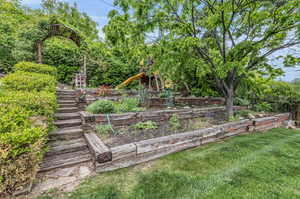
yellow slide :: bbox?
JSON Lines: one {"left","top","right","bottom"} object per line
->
{"left": 116, "top": 72, "right": 146, "bottom": 89}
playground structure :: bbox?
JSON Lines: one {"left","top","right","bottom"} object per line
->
{"left": 116, "top": 58, "right": 166, "bottom": 92}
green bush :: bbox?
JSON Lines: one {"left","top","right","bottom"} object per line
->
{"left": 86, "top": 100, "right": 115, "bottom": 114}
{"left": 14, "top": 61, "right": 57, "bottom": 77}
{"left": 253, "top": 102, "right": 273, "bottom": 112}
{"left": 0, "top": 90, "right": 57, "bottom": 119}
{"left": 169, "top": 114, "right": 180, "bottom": 131}
{"left": 95, "top": 124, "right": 112, "bottom": 135}
{"left": 0, "top": 105, "right": 47, "bottom": 194}
{"left": 0, "top": 62, "right": 57, "bottom": 194}
{"left": 115, "top": 97, "right": 142, "bottom": 113}
{"left": 1, "top": 71, "right": 56, "bottom": 92}
{"left": 134, "top": 121, "right": 158, "bottom": 130}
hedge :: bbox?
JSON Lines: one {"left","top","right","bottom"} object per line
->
{"left": 1, "top": 71, "right": 56, "bottom": 92}
{"left": 0, "top": 62, "right": 57, "bottom": 195}
{"left": 14, "top": 61, "right": 57, "bottom": 77}
{"left": 0, "top": 90, "right": 57, "bottom": 119}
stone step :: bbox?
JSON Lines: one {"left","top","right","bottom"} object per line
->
{"left": 58, "top": 96, "right": 76, "bottom": 100}
{"left": 58, "top": 103, "right": 77, "bottom": 108}
{"left": 55, "top": 113, "right": 80, "bottom": 120}
{"left": 45, "top": 138, "right": 87, "bottom": 156}
{"left": 39, "top": 150, "right": 92, "bottom": 172}
{"left": 49, "top": 127, "right": 83, "bottom": 140}
{"left": 57, "top": 89, "right": 76, "bottom": 94}
{"left": 57, "top": 107, "right": 79, "bottom": 113}
{"left": 48, "top": 138, "right": 85, "bottom": 147}
{"left": 58, "top": 100, "right": 76, "bottom": 104}
{"left": 54, "top": 119, "right": 81, "bottom": 128}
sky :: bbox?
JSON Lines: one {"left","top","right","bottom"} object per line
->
{"left": 21, "top": 0, "right": 300, "bottom": 82}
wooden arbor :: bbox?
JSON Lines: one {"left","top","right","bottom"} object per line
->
{"left": 35, "top": 21, "right": 87, "bottom": 88}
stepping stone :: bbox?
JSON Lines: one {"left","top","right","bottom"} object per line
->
{"left": 45, "top": 138, "right": 87, "bottom": 156}
{"left": 49, "top": 127, "right": 83, "bottom": 140}
{"left": 54, "top": 119, "right": 81, "bottom": 128}
{"left": 57, "top": 107, "right": 79, "bottom": 113}
{"left": 55, "top": 113, "right": 80, "bottom": 120}
{"left": 39, "top": 150, "right": 92, "bottom": 172}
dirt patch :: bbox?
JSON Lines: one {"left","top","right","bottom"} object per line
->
{"left": 96, "top": 117, "right": 226, "bottom": 147}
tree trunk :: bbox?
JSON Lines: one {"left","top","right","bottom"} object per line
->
{"left": 225, "top": 86, "right": 234, "bottom": 120}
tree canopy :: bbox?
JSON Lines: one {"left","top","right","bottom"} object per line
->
{"left": 110, "top": 0, "right": 300, "bottom": 117}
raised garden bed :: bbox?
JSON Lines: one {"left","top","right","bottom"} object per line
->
{"left": 75, "top": 88, "right": 225, "bottom": 110}
{"left": 82, "top": 113, "right": 290, "bottom": 173}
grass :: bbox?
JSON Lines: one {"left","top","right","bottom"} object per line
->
{"left": 37, "top": 128, "right": 300, "bottom": 199}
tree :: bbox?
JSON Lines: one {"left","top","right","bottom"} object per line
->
{"left": 112, "top": 0, "right": 300, "bottom": 118}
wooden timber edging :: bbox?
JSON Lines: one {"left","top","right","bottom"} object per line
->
{"left": 82, "top": 113, "right": 290, "bottom": 173}
{"left": 80, "top": 106, "right": 246, "bottom": 127}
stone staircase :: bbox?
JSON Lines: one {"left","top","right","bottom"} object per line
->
{"left": 39, "top": 89, "right": 92, "bottom": 172}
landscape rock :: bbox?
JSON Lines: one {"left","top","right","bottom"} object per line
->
{"left": 79, "top": 166, "right": 91, "bottom": 178}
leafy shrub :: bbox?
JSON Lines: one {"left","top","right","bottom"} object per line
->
{"left": 234, "top": 97, "right": 250, "bottom": 106}
{"left": 253, "top": 102, "right": 272, "bottom": 112}
{"left": 1, "top": 71, "right": 56, "bottom": 92}
{"left": 0, "top": 105, "right": 47, "bottom": 194}
{"left": 134, "top": 121, "right": 158, "bottom": 130}
{"left": 0, "top": 90, "right": 57, "bottom": 119}
{"left": 86, "top": 100, "right": 115, "bottom": 114}
{"left": 169, "top": 114, "right": 180, "bottom": 131}
{"left": 0, "top": 62, "right": 57, "bottom": 194}
{"left": 115, "top": 97, "right": 142, "bottom": 113}
{"left": 95, "top": 124, "right": 112, "bottom": 135}
{"left": 14, "top": 61, "right": 57, "bottom": 77}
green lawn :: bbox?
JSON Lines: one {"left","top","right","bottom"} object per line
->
{"left": 38, "top": 128, "right": 300, "bottom": 199}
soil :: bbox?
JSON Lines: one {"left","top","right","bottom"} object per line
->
{"left": 97, "top": 117, "right": 227, "bottom": 147}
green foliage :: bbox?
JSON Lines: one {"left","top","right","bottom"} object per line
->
{"left": 253, "top": 102, "right": 273, "bottom": 112}
{"left": 14, "top": 61, "right": 57, "bottom": 77}
{"left": 112, "top": 0, "right": 300, "bottom": 118}
{"left": 234, "top": 110, "right": 255, "bottom": 118}
{"left": 134, "top": 121, "right": 158, "bottom": 130}
{"left": 236, "top": 77, "right": 300, "bottom": 112}
{"left": 86, "top": 97, "right": 144, "bottom": 114}
{"left": 0, "top": 61, "right": 57, "bottom": 194}
{"left": 86, "top": 100, "right": 115, "bottom": 114}
{"left": 95, "top": 124, "right": 112, "bottom": 135}
{"left": 1, "top": 71, "right": 56, "bottom": 92}
{"left": 234, "top": 97, "right": 250, "bottom": 106}
{"left": 169, "top": 114, "right": 180, "bottom": 131}
{"left": 114, "top": 97, "right": 142, "bottom": 113}
{"left": 0, "top": 90, "right": 57, "bottom": 119}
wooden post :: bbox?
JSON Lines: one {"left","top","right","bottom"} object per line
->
{"left": 83, "top": 54, "right": 87, "bottom": 88}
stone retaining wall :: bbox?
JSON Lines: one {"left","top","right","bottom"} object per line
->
{"left": 83, "top": 113, "right": 290, "bottom": 173}
{"left": 80, "top": 106, "right": 245, "bottom": 127}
